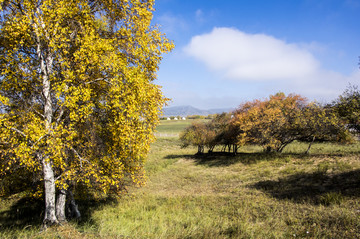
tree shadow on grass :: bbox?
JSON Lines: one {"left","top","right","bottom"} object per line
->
{"left": 164, "top": 152, "right": 240, "bottom": 167}
{"left": 0, "top": 194, "right": 118, "bottom": 230}
{"left": 166, "top": 150, "right": 360, "bottom": 168}
{"left": 252, "top": 169, "right": 360, "bottom": 205}
{"left": 165, "top": 152, "right": 311, "bottom": 167}
{"left": 0, "top": 196, "right": 44, "bottom": 229}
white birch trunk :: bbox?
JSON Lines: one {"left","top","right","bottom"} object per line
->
{"left": 36, "top": 15, "right": 59, "bottom": 225}
{"left": 42, "top": 156, "right": 58, "bottom": 226}
{"left": 40, "top": 58, "right": 58, "bottom": 225}
{"left": 56, "top": 189, "right": 67, "bottom": 222}
{"left": 41, "top": 57, "right": 58, "bottom": 225}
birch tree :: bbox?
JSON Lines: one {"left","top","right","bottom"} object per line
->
{"left": 0, "top": 0, "right": 173, "bottom": 227}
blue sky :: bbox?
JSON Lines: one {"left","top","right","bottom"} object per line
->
{"left": 152, "top": 0, "right": 360, "bottom": 109}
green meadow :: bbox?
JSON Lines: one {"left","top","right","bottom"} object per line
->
{"left": 1, "top": 120, "right": 360, "bottom": 238}
{"left": 155, "top": 119, "right": 192, "bottom": 137}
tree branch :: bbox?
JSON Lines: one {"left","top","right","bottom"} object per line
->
{"left": 84, "top": 78, "right": 113, "bottom": 85}
{"left": 32, "top": 107, "right": 45, "bottom": 119}
{"left": 55, "top": 105, "right": 65, "bottom": 127}
{"left": 31, "top": 133, "right": 49, "bottom": 148}
{"left": 71, "top": 147, "right": 90, "bottom": 167}
{"left": 10, "top": 127, "right": 28, "bottom": 138}
{"left": 55, "top": 172, "right": 65, "bottom": 182}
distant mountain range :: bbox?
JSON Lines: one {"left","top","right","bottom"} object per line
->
{"left": 162, "top": 105, "right": 234, "bottom": 117}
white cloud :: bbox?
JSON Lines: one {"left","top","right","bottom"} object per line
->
{"left": 183, "top": 27, "right": 360, "bottom": 101}
{"left": 184, "top": 27, "right": 319, "bottom": 81}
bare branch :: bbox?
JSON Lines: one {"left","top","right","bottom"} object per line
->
{"left": 71, "top": 147, "right": 90, "bottom": 167}
{"left": 31, "top": 133, "right": 49, "bottom": 148}
{"left": 55, "top": 105, "right": 65, "bottom": 127}
{"left": 10, "top": 127, "right": 28, "bottom": 138}
{"left": 55, "top": 172, "right": 65, "bottom": 182}
{"left": 85, "top": 78, "right": 112, "bottom": 85}
{"left": 9, "top": 127, "right": 49, "bottom": 148}
{"left": 32, "top": 107, "right": 45, "bottom": 119}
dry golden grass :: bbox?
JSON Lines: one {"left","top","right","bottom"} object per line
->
{"left": 1, "top": 120, "right": 360, "bottom": 238}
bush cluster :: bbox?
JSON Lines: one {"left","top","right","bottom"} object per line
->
{"left": 181, "top": 90, "right": 358, "bottom": 154}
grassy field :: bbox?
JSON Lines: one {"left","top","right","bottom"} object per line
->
{"left": 1, "top": 120, "right": 360, "bottom": 238}
{"left": 155, "top": 119, "right": 200, "bottom": 137}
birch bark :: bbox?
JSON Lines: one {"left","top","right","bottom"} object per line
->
{"left": 40, "top": 54, "right": 58, "bottom": 225}
{"left": 56, "top": 189, "right": 67, "bottom": 222}
{"left": 41, "top": 155, "right": 58, "bottom": 226}
{"left": 36, "top": 16, "right": 58, "bottom": 225}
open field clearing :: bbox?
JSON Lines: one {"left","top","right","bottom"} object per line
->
{"left": 1, "top": 120, "right": 360, "bottom": 238}
{"left": 154, "top": 120, "right": 191, "bottom": 137}
{"left": 155, "top": 119, "right": 205, "bottom": 137}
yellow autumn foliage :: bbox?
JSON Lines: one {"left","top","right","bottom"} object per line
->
{"left": 0, "top": 0, "right": 173, "bottom": 198}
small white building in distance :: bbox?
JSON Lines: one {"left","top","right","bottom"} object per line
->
{"left": 174, "top": 117, "right": 178, "bottom": 120}
{"left": 182, "top": 117, "right": 186, "bottom": 120}
{"left": 167, "top": 117, "right": 171, "bottom": 120}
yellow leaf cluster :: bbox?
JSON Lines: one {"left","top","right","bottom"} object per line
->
{"left": 0, "top": 0, "right": 173, "bottom": 197}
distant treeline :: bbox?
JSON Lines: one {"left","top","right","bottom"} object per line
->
{"left": 180, "top": 85, "right": 360, "bottom": 154}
